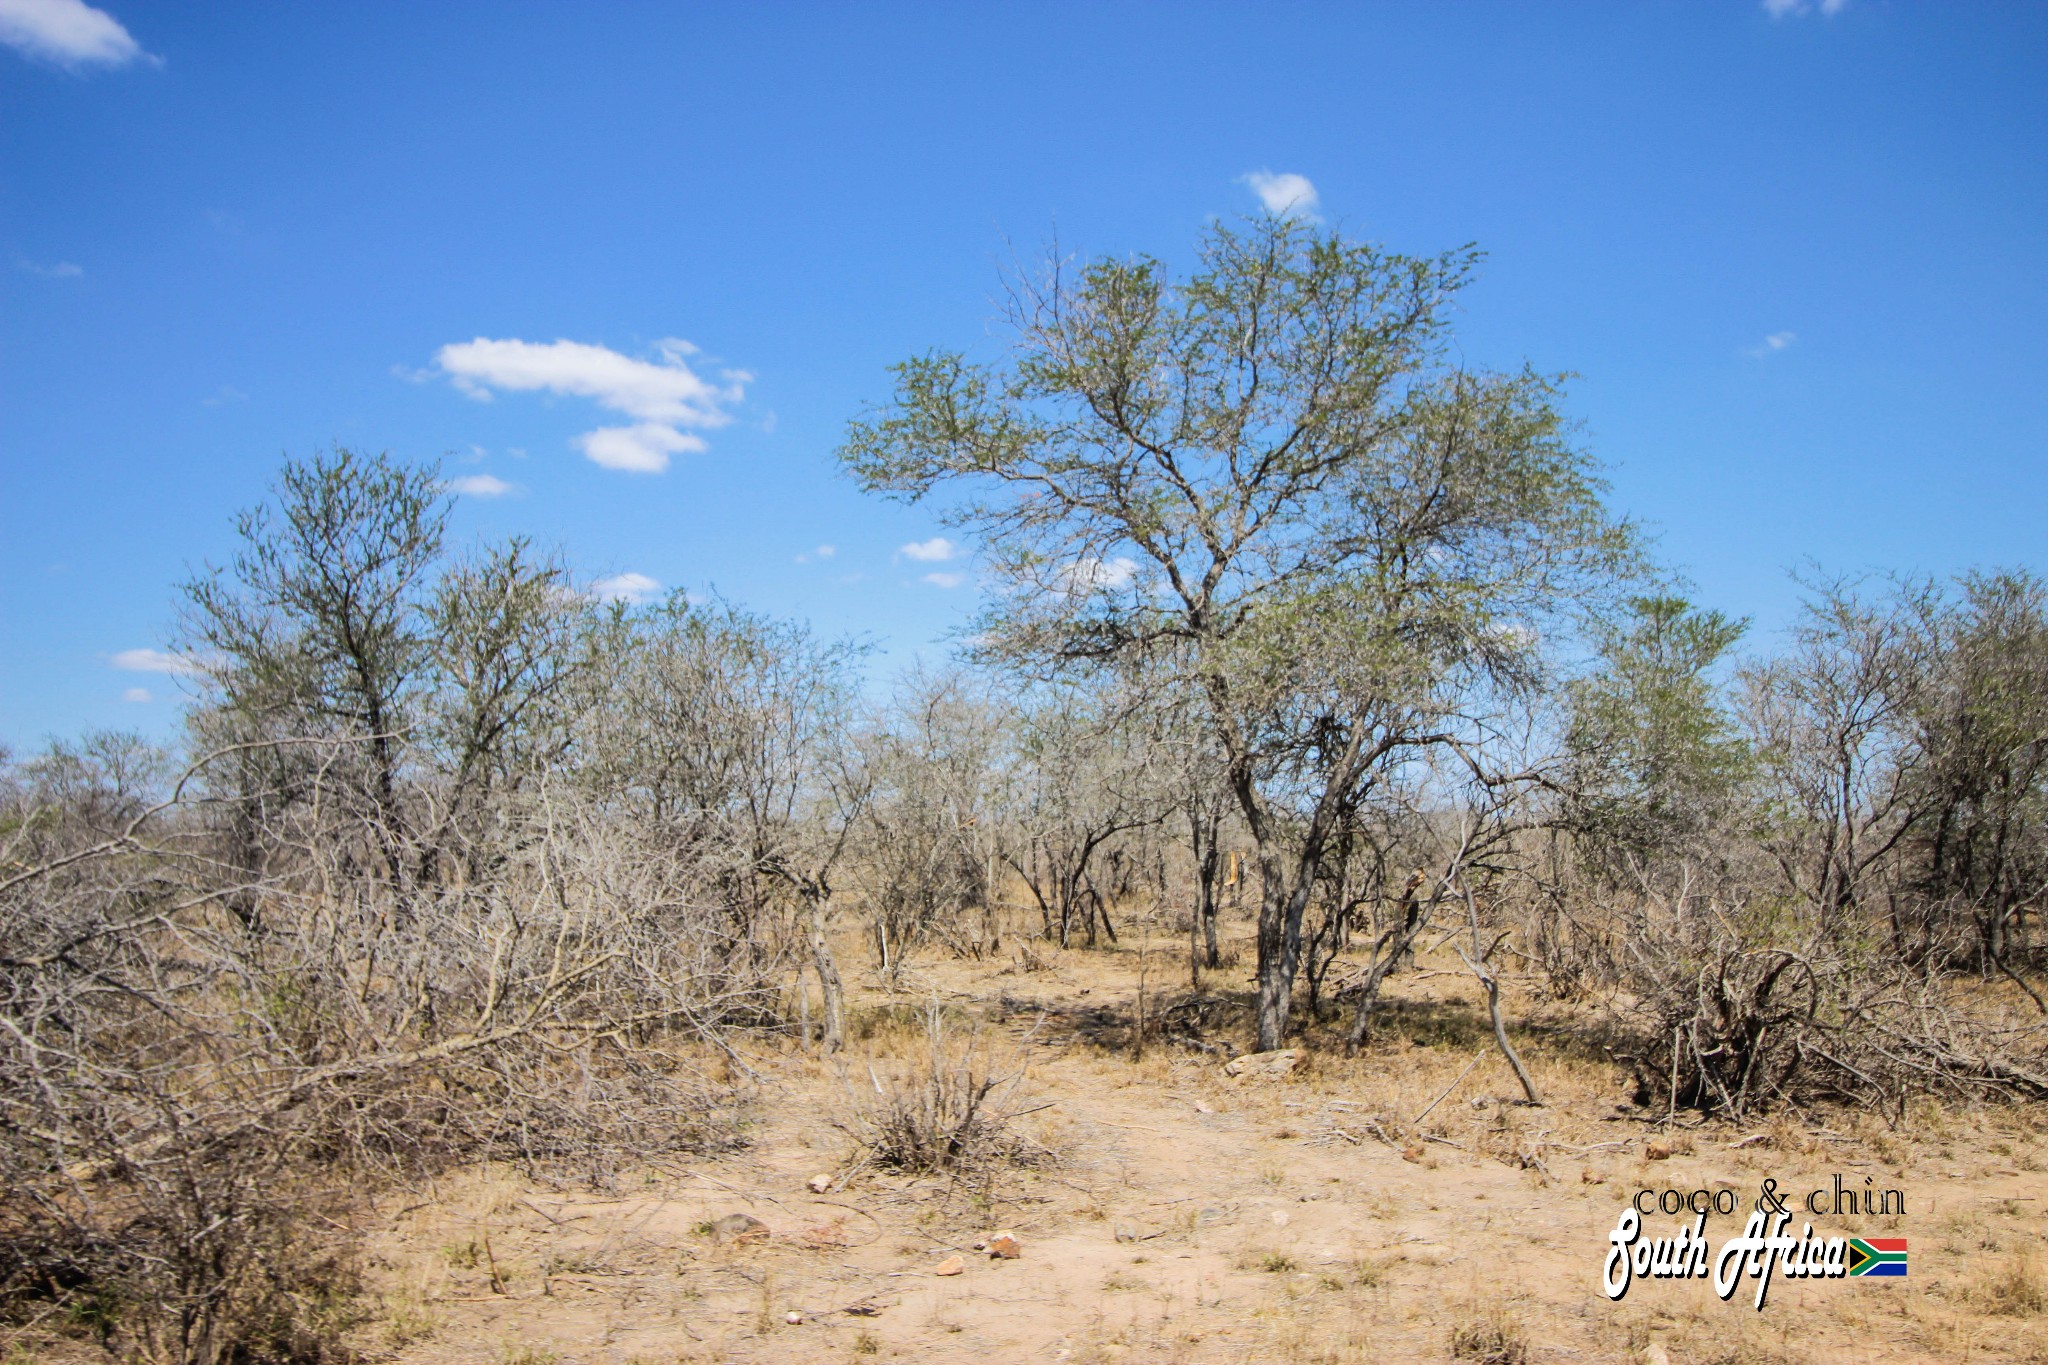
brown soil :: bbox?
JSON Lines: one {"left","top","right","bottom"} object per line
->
{"left": 361, "top": 938, "right": 2048, "bottom": 1365}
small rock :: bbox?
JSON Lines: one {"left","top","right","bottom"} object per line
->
{"left": 709, "top": 1212, "right": 769, "bottom": 1243}
{"left": 1581, "top": 1168, "right": 1605, "bottom": 1184}
{"left": 1194, "top": 1206, "right": 1229, "bottom": 1226}
{"left": 1269, "top": 1210, "right": 1290, "bottom": 1227}
{"left": 986, "top": 1230, "right": 1022, "bottom": 1259}
{"left": 806, "top": 1173, "right": 833, "bottom": 1194}
{"left": 1224, "top": 1048, "right": 1300, "bottom": 1079}
{"left": 933, "top": 1255, "right": 965, "bottom": 1276}
{"left": 1192, "top": 1099, "right": 1215, "bottom": 1114}
{"left": 1401, "top": 1146, "right": 1425, "bottom": 1163}
{"left": 1113, "top": 1224, "right": 1139, "bottom": 1243}
{"left": 785, "top": 1311, "right": 804, "bottom": 1325}
{"left": 1643, "top": 1344, "right": 1672, "bottom": 1365}
{"left": 1645, "top": 1139, "right": 1673, "bottom": 1161}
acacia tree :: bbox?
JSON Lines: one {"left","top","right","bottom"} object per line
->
{"left": 179, "top": 447, "right": 449, "bottom": 904}
{"left": 1565, "top": 595, "right": 1750, "bottom": 877}
{"left": 1906, "top": 570, "right": 2048, "bottom": 970}
{"left": 841, "top": 216, "right": 1633, "bottom": 1048}
{"left": 179, "top": 449, "right": 595, "bottom": 899}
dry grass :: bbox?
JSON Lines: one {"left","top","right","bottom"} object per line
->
{"left": 835, "top": 1000, "right": 1050, "bottom": 1176}
{"left": 279, "top": 919, "right": 2048, "bottom": 1365}
{"left": 1446, "top": 1297, "right": 1530, "bottom": 1364}
{"left": 1969, "top": 1251, "right": 2048, "bottom": 1317}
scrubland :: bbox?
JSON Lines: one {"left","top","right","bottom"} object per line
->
{"left": 9, "top": 217, "right": 2048, "bottom": 1365}
{"left": 341, "top": 926, "right": 2048, "bottom": 1365}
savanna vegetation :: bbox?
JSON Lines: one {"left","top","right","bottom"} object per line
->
{"left": 5, "top": 216, "right": 2044, "bottom": 1364}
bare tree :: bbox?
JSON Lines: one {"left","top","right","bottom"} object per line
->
{"left": 853, "top": 668, "right": 1005, "bottom": 961}
{"left": 995, "top": 678, "right": 1166, "bottom": 949}
{"left": 1741, "top": 574, "right": 1928, "bottom": 935}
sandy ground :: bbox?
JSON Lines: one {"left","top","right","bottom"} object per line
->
{"left": 361, "top": 942, "right": 2048, "bottom": 1365}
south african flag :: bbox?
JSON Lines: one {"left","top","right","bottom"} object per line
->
{"left": 1848, "top": 1238, "right": 1907, "bottom": 1277}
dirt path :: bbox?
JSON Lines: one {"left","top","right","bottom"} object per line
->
{"left": 368, "top": 954, "right": 2048, "bottom": 1364}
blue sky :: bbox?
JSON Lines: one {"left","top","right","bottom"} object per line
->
{"left": 3, "top": 1, "right": 2044, "bottom": 750}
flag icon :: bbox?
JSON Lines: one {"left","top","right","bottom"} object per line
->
{"left": 1848, "top": 1238, "right": 1907, "bottom": 1277}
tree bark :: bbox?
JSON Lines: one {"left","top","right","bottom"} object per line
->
{"left": 809, "top": 892, "right": 845, "bottom": 1054}
{"left": 1253, "top": 853, "right": 1315, "bottom": 1051}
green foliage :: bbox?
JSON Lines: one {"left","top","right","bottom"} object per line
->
{"left": 1904, "top": 569, "right": 2048, "bottom": 960}
{"left": 180, "top": 445, "right": 448, "bottom": 742}
{"left": 1567, "top": 595, "right": 1750, "bottom": 867}
{"left": 840, "top": 217, "right": 1633, "bottom": 716}
{"left": 840, "top": 213, "right": 1637, "bottom": 1045}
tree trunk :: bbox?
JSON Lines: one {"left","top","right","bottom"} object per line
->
{"left": 809, "top": 892, "right": 845, "bottom": 1054}
{"left": 1189, "top": 806, "right": 1223, "bottom": 973}
{"left": 1253, "top": 852, "right": 1313, "bottom": 1051}
{"left": 1347, "top": 869, "right": 1429, "bottom": 1049}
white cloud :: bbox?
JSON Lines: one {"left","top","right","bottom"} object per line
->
{"left": 815, "top": 544, "right": 836, "bottom": 559}
{"left": 446, "top": 473, "right": 518, "bottom": 498}
{"left": 111, "top": 647, "right": 195, "bottom": 675}
{"left": 900, "top": 536, "right": 957, "bottom": 563}
{"left": 121, "top": 686, "right": 152, "bottom": 703}
{"left": 576, "top": 422, "right": 705, "bottom": 473}
{"left": 435, "top": 336, "right": 745, "bottom": 474}
{"left": 0, "top": 0, "right": 149, "bottom": 68}
{"left": 1057, "top": 556, "right": 1139, "bottom": 594}
{"left": 922, "top": 572, "right": 967, "bottom": 590}
{"left": 1242, "top": 170, "right": 1320, "bottom": 219}
{"left": 1765, "top": 0, "right": 1848, "bottom": 16}
{"left": 591, "top": 571, "right": 661, "bottom": 604}
{"left": 18, "top": 258, "right": 83, "bottom": 277}
{"left": 1747, "top": 330, "right": 1797, "bottom": 358}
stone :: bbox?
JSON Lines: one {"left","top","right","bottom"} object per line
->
{"left": 806, "top": 1173, "right": 833, "bottom": 1193}
{"left": 986, "top": 1230, "right": 1022, "bottom": 1259}
{"left": 1643, "top": 1345, "right": 1672, "bottom": 1365}
{"left": 785, "top": 1311, "right": 804, "bottom": 1325}
{"left": 1224, "top": 1048, "right": 1300, "bottom": 1079}
{"left": 933, "top": 1255, "right": 965, "bottom": 1276}
{"left": 1113, "top": 1224, "right": 1139, "bottom": 1243}
{"left": 708, "top": 1212, "right": 769, "bottom": 1244}
{"left": 1645, "top": 1139, "right": 1673, "bottom": 1161}
{"left": 1400, "top": 1145, "right": 1425, "bottom": 1163}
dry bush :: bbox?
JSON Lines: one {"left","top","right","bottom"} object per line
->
{"left": 0, "top": 756, "right": 757, "bottom": 1365}
{"left": 1592, "top": 859, "right": 2048, "bottom": 1119}
{"left": 836, "top": 1003, "right": 1048, "bottom": 1175}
